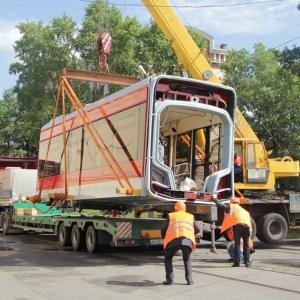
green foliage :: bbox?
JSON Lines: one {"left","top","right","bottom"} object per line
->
{"left": 8, "top": 15, "right": 81, "bottom": 155}
{"left": 280, "top": 45, "right": 300, "bottom": 78}
{"left": 0, "top": 90, "right": 32, "bottom": 156}
{"left": 222, "top": 43, "right": 300, "bottom": 160}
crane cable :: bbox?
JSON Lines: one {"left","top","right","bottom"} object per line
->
{"left": 98, "top": 0, "right": 109, "bottom": 34}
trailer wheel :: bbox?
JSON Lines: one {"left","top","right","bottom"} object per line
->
{"left": 2, "top": 212, "right": 10, "bottom": 235}
{"left": 71, "top": 224, "right": 84, "bottom": 251}
{"left": 86, "top": 225, "right": 99, "bottom": 253}
{"left": 257, "top": 213, "right": 288, "bottom": 244}
{"left": 58, "top": 223, "right": 71, "bottom": 247}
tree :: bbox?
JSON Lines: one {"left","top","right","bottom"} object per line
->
{"left": 0, "top": 90, "right": 34, "bottom": 156}
{"left": 222, "top": 43, "right": 300, "bottom": 160}
{"left": 135, "top": 21, "right": 207, "bottom": 77}
{"left": 222, "top": 43, "right": 300, "bottom": 190}
{"left": 76, "top": 1, "right": 208, "bottom": 79}
{"left": 280, "top": 45, "right": 300, "bottom": 78}
{"left": 9, "top": 15, "right": 81, "bottom": 155}
{"left": 5, "top": 0, "right": 211, "bottom": 156}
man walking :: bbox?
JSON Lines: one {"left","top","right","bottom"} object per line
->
{"left": 161, "top": 201, "right": 201, "bottom": 285}
{"left": 213, "top": 196, "right": 252, "bottom": 267}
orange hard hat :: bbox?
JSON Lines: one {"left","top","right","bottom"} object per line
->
{"left": 231, "top": 198, "right": 239, "bottom": 204}
{"left": 174, "top": 201, "right": 186, "bottom": 211}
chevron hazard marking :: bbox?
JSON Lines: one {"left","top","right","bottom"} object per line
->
{"left": 196, "top": 206, "right": 210, "bottom": 215}
{"left": 116, "top": 222, "right": 132, "bottom": 238}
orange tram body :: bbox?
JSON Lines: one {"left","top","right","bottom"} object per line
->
{"left": 38, "top": 74, "right": 236, "bottom": 213}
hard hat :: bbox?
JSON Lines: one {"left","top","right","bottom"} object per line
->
{"left": 174, "top": 201, "right": 186, "bottom": 211}
{"left": 231, "top": 198, "right": 239, "bottom": 204}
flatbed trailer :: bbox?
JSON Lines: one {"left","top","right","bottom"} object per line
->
{"left": 1, "top": 202, "right": 173, "bottom": 253}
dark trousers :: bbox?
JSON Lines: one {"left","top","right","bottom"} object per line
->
{"left": 233, "top": 224, "right": 250, "bottom": 265}
{"left": 164, "top": 245, "right": 192, "bottom": 283}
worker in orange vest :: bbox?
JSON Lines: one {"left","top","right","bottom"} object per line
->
{"left": 234, "top": 152, "right": 243, "bottom": 182}
{"left": 161, "top": 201, "right": 201, "bottom": 285}
{"left": 213, "top": 196, "right": 252, "bottom": 267}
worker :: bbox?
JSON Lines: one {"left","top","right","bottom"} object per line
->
{"left": 161, "top": 201, "right": 201, "bottom": 285}
{"left": 212, "top": 196, "right": 252, "bottom": 267}
{"left": 234, "top": 152, "right": 242, "bottom": 182}
{"left": 227, "top": 227, "right": 254, "bottom": 262}
{"left": 226, "top": 227, "right": 243, "bottom": 261}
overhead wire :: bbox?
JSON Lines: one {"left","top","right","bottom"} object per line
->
{"left": 86, "top": 0, "right": 285, "bottom": 8}
{"left": 0, "top": 0, "right": 280, "bottom": 9}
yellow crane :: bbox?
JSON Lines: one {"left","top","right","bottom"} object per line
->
{"left": 143, "top": 0, "right": 300, "bottom": 243}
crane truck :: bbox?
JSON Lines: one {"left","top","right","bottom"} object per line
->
{"left": 0, "top": 67, "right": 236, "bottom": 252}
{"left": 143, "top": 0, "right": 300, "bottom": 243}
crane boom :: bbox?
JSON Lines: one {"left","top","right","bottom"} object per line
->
{"left": 143, "top": 0, "right": 219, "bottom": 83}
{"left": 141, "top": 0, "right": 300, "bottom": 245}
{"left": 143, "top": 0, "right": 299, "bottom": 190}
{"left": 143, "top": 0, "right": 258, "bottom": 140}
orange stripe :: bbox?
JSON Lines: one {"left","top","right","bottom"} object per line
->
{"left": 40, "top": 87, "right": 148, "bottom": 141}
{"left": 38, "top": 160, "right": 144, "bottom": 190}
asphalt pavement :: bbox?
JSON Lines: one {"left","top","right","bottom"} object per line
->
{"left": 0, "top": 232, "right": 300, "bottom": 300}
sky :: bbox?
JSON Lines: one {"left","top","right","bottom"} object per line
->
{"left": 0, "top": 0, "right": 300, "bottom": 96}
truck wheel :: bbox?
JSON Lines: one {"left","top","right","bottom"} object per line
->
{"left": 255, "top": 216, "right": 264, "bottom": 241}
{"left": 2, "top": 212, "right": 10, "bottom": 235}
{"left": 250, "top": 217, "right": 257, "bottom": 240}
{"left": 257, "top": 213, "right": 288, "bottom": 244}
{"left": 202, "top": 229, "right": 222, "bottom": 241}
{"left": 71, "top": 224, "right": 84, "bottom": 251}
{"left": 58, "top": 223, "right": 71, "bottom": 247}
{"left": 86, "top": 225, "right": 99, "bottom": 253}
{"left": 222, "top": 231, "right": 231, "bottom": 241}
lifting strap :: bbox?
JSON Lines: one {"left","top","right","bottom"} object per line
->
{"left": 60, "top": 75, "right": 134, "bottom": 193}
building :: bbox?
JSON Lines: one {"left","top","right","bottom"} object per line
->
{"left": 188, "top": 27, "right": 228, "bottom": 81}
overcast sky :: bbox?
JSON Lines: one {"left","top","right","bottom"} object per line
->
{"left": 1, "top": 0, "right": 299, "bottom": 96}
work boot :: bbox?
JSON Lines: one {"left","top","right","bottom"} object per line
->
{"left": 163, "top": 281, "right": 173, "bottom": 285}
{"left": 186, "top": 275, "right": 193, "bottom": 285}
{"left": 231, "top": 263, "right": 240, "bottom": 267}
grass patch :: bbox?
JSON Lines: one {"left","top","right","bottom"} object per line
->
{"left": 286, "top": 226, "right": 300, "bottom": 239}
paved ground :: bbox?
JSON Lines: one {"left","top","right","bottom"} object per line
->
{"left": 0, "top": 231, "right": 300, "bottom": 300}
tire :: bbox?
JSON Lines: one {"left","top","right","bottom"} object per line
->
{"left": 250, "top": 217, "right": 257, "bottom": 240}
{"left": 86, "top": 225, "right": 99, "bottom": 253}
{"left": 222, "top": 230, "right": 231, "bottom": 241}
{"left": 255, "top": 216, "right": 264, "bottom": 242}
{"left": 202, "top": 228, "right": 222, "bottom": 241}
{"left": 257, "top": 213, "right": 288, "bottom": 244}
{"left": 58, "top": 223, "right": 71, "bottom": 247}
{"left": 71, "top": 224, "right": 84, "bottom": 251}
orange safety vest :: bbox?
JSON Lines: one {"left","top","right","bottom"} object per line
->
{"left": 221, "top": 204, "right": 251, "bottom": 233}
{"left": 248, "top": 238, "right": 254, "bottom": 248}
{"left": 163, "top": 211, "right": 196, "bottom": 251}
{"left": 227, "top": 229, "right": 234, "bottom": 241}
